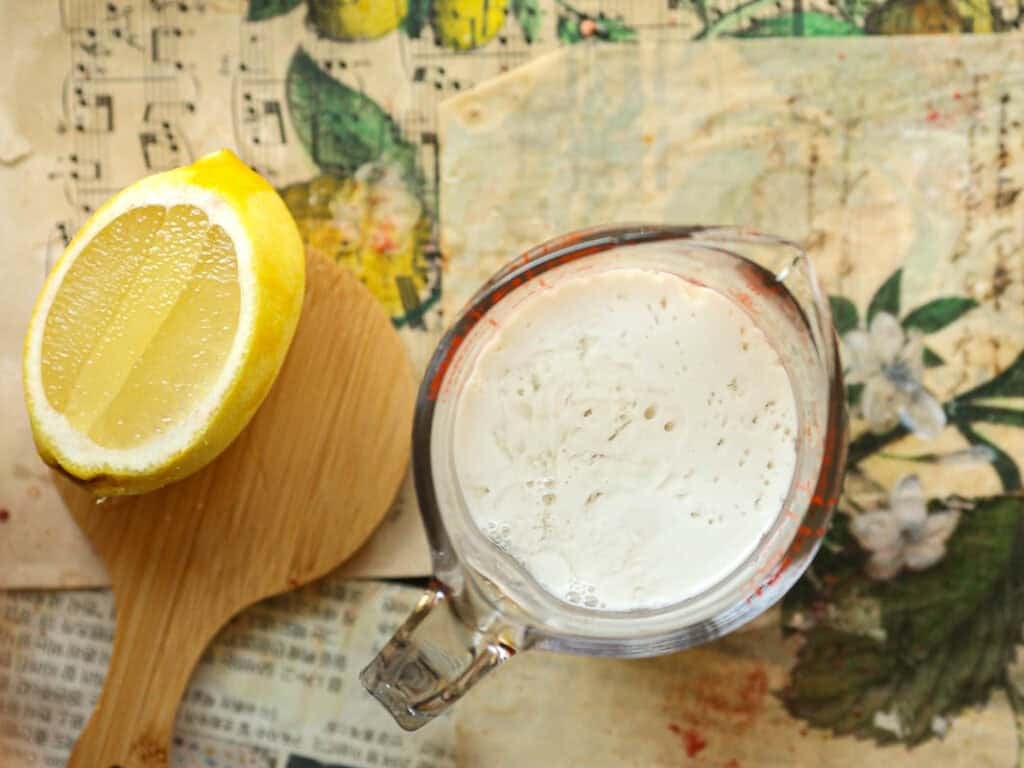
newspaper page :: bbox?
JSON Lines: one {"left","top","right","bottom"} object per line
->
{"left": 0, "top": 578, "right": 456, "bottom": 768}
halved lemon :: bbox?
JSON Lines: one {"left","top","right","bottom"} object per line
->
{"left": 23, "top": 150, "right": 305, "bottom": 495}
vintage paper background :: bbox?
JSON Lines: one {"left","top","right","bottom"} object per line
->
{"left": 1, "top": 0, "right": 1023, "bottom": 766}
{"left": 440, "top": 38, "right": 1024, "bottom": 764}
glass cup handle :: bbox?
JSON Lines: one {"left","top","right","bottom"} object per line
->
{"left": 360, "top": 580, "right": 515, "bottom": 731}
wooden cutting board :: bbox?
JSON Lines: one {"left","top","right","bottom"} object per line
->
{"left": 57, "top": 252, "right": 416, "bottom": 768}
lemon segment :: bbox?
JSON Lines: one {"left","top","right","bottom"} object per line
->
{"left": 24, "top": 150, "right": 305, "bottom": 495}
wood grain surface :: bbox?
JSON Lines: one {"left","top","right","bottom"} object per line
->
{"left": 58, "top": 252, "right": 415, "bottom": 768}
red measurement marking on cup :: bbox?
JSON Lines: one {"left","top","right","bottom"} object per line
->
{"left": 732, "top": 291, "right": 756, "bottom": 313}
{"left": 428, "top": 332, "right": 465, "bottom": 400}
{"left": 811, "top": 493, "right": 840, "bottom": 507}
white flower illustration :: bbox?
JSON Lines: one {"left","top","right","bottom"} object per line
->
{"left": 842, "top": 312, "right": 946, "bottom": 439}
{"left": 849, "top": 475, "right": 961, "bottom": 580}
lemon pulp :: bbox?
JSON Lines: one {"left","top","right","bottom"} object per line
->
{"left": 40, "top": 204, "right": 240, "bottom": 450}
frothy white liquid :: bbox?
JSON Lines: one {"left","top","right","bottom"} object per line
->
{"left": 452, "top": 268, "right": 798, "bottom": 611}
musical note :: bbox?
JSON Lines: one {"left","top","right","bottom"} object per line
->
{"left": 101, "top": 1, "right": 142, "bottom": 49}
{"left": 412, "top": 66, "right": 467, "bottom": 92}
{"left": 72, "top": 26, "right": 114, "bottom": 59}
{"left": 322, "top": 59, "right": 349, "bottom": 73}
{"left": 239, "top": 31, "right": 269, "bottom": 75}
{"left": 143, "top": 71, "right": 200, "bottom": 122}
{"left": 56, "top": 222, "right": 72, "bottom": 247}
{"left": 45, "top": 222, "right": 74, "bottom": 274}
{"left": 151, "top": 26, "right": 184, "bottom": 66}
{"left": 321, "top": 56, "right": 371, "bottom": 73}
{"left": 143, "top": 99, "right": 197, "bottom": 123}
{"left": 49, "top": 153, "right": 104, "bottom": 183}
{"left": 150, "top": 0, "right": 207, "bottom": 12}
{"left": 241, "top": 94, "right": 287, "bottom": 147}
{"left": 73, "top": 60, "right": 108, "bottom": 79}
{"left": 72, "top": 93, "right": 115, "bottom": 134}
{"left": 140, "top": 123, "right": 188, "bottom": 170}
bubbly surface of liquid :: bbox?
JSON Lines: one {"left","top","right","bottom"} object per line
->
{"left": 452, "top": 268, "right": 798, "bottom": 611}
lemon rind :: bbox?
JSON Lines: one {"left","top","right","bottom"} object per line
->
{"left": 22, "top": 156, "right": 283, "bottom": 489}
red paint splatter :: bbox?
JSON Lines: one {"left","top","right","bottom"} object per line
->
{"left": 953, "top": 91, "right": 961, "bottom": 100}
{"left": 668, "top": 724, "right": 707, "bottom": 758}
{"left": 724, "top": 760, "right": 741, "bottom": 768}
{"left": 926, "top": 109, "right": 941, "bottom": 124}
{"left": 696, "top": 667, "right": 769, "bottom": 724}
{"left": 0, "top": 509, "right": 9, "bottom": 523}
{"left": 838, "top": 52, "right": 846, "bottom": 61}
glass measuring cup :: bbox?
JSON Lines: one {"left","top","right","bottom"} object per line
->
{"left": 361, "top": 225, "right": 847, "bottom": 730}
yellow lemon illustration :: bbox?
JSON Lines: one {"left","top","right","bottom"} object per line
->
{"left": 281, "top": 163, "right": 433, "bottom": 322}
{"left": 433, "top": 0, "right": 508, "bottom": 50}
{"left": 866, "top": 0, "right": 994, "bottom": 33}
{"left": 308, "top": 0, "right": 408, "bottom": 41}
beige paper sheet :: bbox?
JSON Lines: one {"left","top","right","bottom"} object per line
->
{"left": 439, "top": 38, "right": 1024, "bottom": 504}
{"left": 457, "top": 628, "right": 1023, "bottom": 767}
{"left": 438, "top": 37, "right": 1024, "bottom": 765}
{"left": 0, "top": 2, "right": 436, "bottom": 588}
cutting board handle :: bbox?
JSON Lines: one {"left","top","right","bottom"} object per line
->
{"left": 68, "top": 589, "right": 223, "bottom": 768}
{"left": 61, "top": 253, "right": 415, "bottom": 767}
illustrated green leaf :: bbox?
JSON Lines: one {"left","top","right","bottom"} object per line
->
{"left": 782, "top": 497, "right": 1024, "bottom": 745}
{"left": 403, "top": 0, "right": 432, "bottom": 37}
{"left": 696, "top": 0, "right": 782, "bottom": 38}
{"left": 732, "top": 11, "right": 864, "bottom": 37}
{"left": 922, "top": 346, "right": 945, "bottom": 367}
{"left": 512, "top": 0, "right": 542, "bottom": 42}
{"left": 957, "top": 350, "right": 1024, "bottom": 401}
{"left": 247, "top": 0, "right": 302, "bottom": 21}
{"left": 597, "top": 16, "right": 637, "bottom": 41}
{"left": 846, "top": 382, "right": 864, "bottom": 408}
{"left": 556, "top": 2, "right": 636, "bottom": 43}
{"left": 782, "top": 628, "right": 899, "bottom": 740}
{"left": 782, "top": 513, "right": 864, "bottom": 625}
{"left": 847, "top": 423, "right": 908, "bottom": 467}
{"left": 866, "top": 268, "right": 901, "bottom": 325}
{"left": 951, "top": 403, "right": 1024, "bottom": 428}
{"left": 956, "top": 423, "right": 1021, "bottom": 491}
{"left": 902, "top": 297, "right": 978, "bottom": 334}
{"left": 286, "top": 48, "right": 421, "bottom": 189}
{"left": 829, "top": 295, "right": 859, "bottom": 335}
